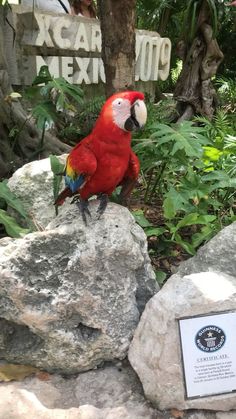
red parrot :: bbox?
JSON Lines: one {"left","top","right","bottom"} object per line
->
{"left": 55, "top": 90, "right": 147, "bottom": 223}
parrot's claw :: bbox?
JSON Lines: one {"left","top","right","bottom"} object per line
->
{"left": 76, "top": 199, "right": 91, "bottom": 225}
{"left": 70, "top": 194, "right": 80, "bottom": 205}
{"left": 97, "top": 194, "right": 109, "bottom": 219}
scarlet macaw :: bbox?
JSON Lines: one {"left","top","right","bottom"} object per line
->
{"left": 55, "top": 91, "right": 147, "bottom": 223}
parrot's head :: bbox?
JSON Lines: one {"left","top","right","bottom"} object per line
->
{"left": 97, "top": 91, "right": 147, "bottom": 135}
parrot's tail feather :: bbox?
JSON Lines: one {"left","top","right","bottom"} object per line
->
{"left": 54, "top": 187, "right": 73, "bottom": 206}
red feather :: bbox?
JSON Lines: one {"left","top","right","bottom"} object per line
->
{"left": 56, "top": 91, "right": 145, "bottom": 205}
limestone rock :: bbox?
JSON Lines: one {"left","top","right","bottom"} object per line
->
{"left": 175, "top": 221, "right": 236, "bottom": 279}
{"left": 7, "top": 155, "right": 67, "bottom": 228}
{"left": 0, "top": 361, "right": 161, "bottom": 419}
{"left": 0, "top": 358, "right": 228, "bottom": 418}
{"left": 129, "top": 222, "right": 236, "bottom": 411}
{"left": 0, "top": 194, "right": 158, "bottom": 372}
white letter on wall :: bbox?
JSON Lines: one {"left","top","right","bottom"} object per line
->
{"left": 140, "top": 37, "right": 153, "bottom": 82}
{"left": 151, "top": 37, "right": 161, "bottom": 81}
{"left": 135, "top": 34, "right": 142, "bottom": 81}
{"left": 91, "top": 25, "right": 101, "bottom": 52}
{"left": 52, "top": 18, "right": 71, "bottom": 49}
{"left": 74, "top": 57, "right": 91, "bottom": 84}
{"left": 34, "top": 15, "right": 54, "bottom": 47}
{"left": 61, "top": 57, "right": 73, "bottom": 82}
{"left": 158, "top": 38, "right": 172, "bottom": 81}
{"left": 74, "top": 23, "right": 90, "bottom": 51}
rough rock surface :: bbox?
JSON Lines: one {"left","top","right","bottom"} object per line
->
{"left": 129, "top": 222, "right": 236, "bottom": 411}
{"left": 0, "top": 361, "right": 157, "bottom": 419}
{"left": 1, "top": 157, "right": 158, "bottom": 373}
{"left": 7, "top": 155, "right": 67, "bottom": 228}
{"left": 0, "top": 360, "right": 228, "bottom": 419}
{"left": 175, "top": 221, "right": 236, "bottom": 279}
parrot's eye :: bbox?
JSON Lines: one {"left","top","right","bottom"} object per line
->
{"left": 113, "top": 98, "right": 124, "bottom": 107}
{"left": 112, "top": 97, "right": 131, "bottom": 130}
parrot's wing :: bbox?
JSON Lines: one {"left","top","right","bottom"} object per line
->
{"left": 65, "top": 142, "right": 97, "bottom": 193}
{"left": 119, "top": 150, "right": 140, "bottom": 203}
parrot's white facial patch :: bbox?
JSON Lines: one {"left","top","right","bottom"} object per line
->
{"left": 112, "top": 97, "right": 147, "bottom": 132}
{"left": 112, "top": 98, "right": 132, "bottom": 130}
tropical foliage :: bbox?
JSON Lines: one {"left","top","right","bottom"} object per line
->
{"left": 132, "top": 79, "right": 236, "bottom": 269}
{"left": 1, "top": 1, "right": 235, "bottom": 287}
{"left": 0, "top": 181, "right": 31, "bottom": 237}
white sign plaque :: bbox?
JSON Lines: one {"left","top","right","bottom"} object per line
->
{"left": 179, "top": 312, "right": 236, "bottom": 398}
{"left": 13, "top": 10, "right": 171, "bottom": 85}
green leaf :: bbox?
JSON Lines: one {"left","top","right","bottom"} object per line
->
{"left": 41, "top": 78, "right": 84, "bottom": 109}
{"left": 132, "top": 210, "right": 153, "bottom": 227}
{"left": 202, "top": 171, "right": 236, "bottom": 191}
{"left": 174, "top": 233, "right": 196, "bottom": 255}
{"left": 163, "top": 188, "right": 187, "bottom": 219}
{"left": 145, "top": 227, "right": 166, "bottom": 237}
{"left": 155, "top": 270, "right": 167, "bottom": 286}
{"left": 191, "top": 224, "right": 215, "bottom": 249}
{"left": 203, "top": 146, "right": 223, "bottom": 162}
{"left": 0, "top": 181, "right": 28, "bottom": 219}
{"left": 175, "top": 213, "right": 216, "bottom": 231}
{"left": 202, "top": 171, "right": 230, "bottom": 182}
{"left": 0, "top": 209, "right": 30, "bottom": 238}
{"left": 32, "top": 101, "right": 58, "bottom": 130}
{"left": 150, "top": 121, "right": 210, "bottom": 159}
{"left": 163, "top": 195, "right": 175, "bottom": 219}
{"left": 24, "top": 86, "right": 42, "bottom": 102}
{"left": 32, "top": 65, "right": 53, "bottom": 85}
{"left": 50, "top": 155, "right": 65, "bottom": 202}
{"left": 195, "top": 214, "right": 216, "bottom": 224}
{"left": 50, "top": 155, "right": 65, "bottom": 175}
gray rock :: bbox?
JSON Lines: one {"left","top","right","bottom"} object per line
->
{"left": 174, "top": 222, "right": 236, "bottom": 279}
{"left": 0, "top": 361, "right": 161, "bottom": 419}
{"left": 0, "top": 358, "right": 222, "bottom": 419}
{"left": 216, "top": 414, "right": 236, "bottom": 419}
{"left": 0, "top": 198, "right": 158, "bottom": 373}
{"left": 7, "top": 155, "right": 67, "bottom": 229}
{"left": 129, "top": 223, "right": 236, "bottom": 411}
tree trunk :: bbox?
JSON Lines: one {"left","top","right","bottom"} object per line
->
{"left": 174, "top": 0, "right": 223, "bottom": 122}
{"left": 0, "top": 5, "right": 70, "bottom": 180}
{"left": 97, "top": 0, "right": 136, "bottom": 97}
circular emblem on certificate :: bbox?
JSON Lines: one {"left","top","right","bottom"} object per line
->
{"left": 195, "top": 325, "right": 226, "bottom": 352}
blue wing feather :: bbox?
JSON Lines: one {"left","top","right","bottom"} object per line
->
{"left": 65, "top": 174, "right": 85, "bottom": 193}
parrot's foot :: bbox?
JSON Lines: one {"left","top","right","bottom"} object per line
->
{"left": 70, "top": 194, "right": 80, "bottom": 205}
{"left": 78, "top": 199, "right": 91, "bottom": 225}
{"left": 71, "top": 197, "right": 91, "bottom": 225}
{"left": 97, "top": 194, "right": 109, "bottom": 219}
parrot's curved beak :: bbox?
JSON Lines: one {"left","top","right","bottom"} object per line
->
{"left": 124, "top": 99, "right": 147, "bottom": 132}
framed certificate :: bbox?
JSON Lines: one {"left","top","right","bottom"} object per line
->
{"left": 179, "top": 312, "right": 236, "bottom": 398}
